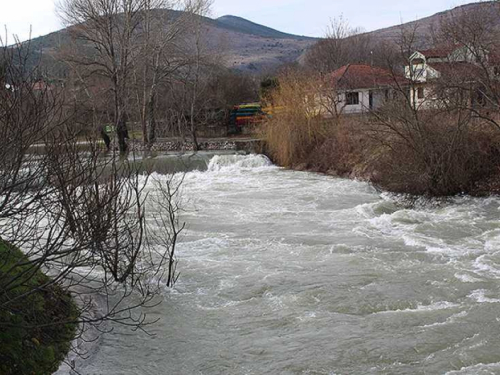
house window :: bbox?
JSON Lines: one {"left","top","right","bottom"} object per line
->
{"left": 417, "top": 87, "right": 425, "bottom": 99}
{"left": 346, "top": 92, "right": 360, "bottom": 105}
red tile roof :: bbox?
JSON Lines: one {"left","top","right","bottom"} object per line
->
{"left": 428, "top": 61, "right": 485, "bottom": 79}
{"left": 417, "top": 47, "right": 456, "bottom": 59}
{"left": 330, "top": 64, "right": 403, "bottom": 90}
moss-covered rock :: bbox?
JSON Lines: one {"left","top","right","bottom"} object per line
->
{"left": 0, "top": 240, "right": 78, "bottom": 375}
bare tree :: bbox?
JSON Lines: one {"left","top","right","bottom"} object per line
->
{"left": 184, "top": 0, "right": 216, "bottom": 150}
{"left": 0, "top": 38, "right": 186, "bottom": 372}
{"left": 57, "top": 0, "right": 155, "bottom": 153}
{"left": 132, "top": 1, "right": 195, "bottom": 148}
{"left": 431, "top": 2, "right": 500, "bottom": 129}
{"left": 304, "top": 16, "right": 373, "bottom": 74}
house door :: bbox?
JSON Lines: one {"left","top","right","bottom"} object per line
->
{"left": 369, "top": 91, "right": 374, "bottom": 110}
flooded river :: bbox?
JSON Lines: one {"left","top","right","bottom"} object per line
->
{"left": 80, "top": 154, "right": 500, "bottom": 374}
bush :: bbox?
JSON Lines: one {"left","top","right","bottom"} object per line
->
{"left": 368, "top": 110, "right": 500, "bottom": 196}
{"left": 0, "top": 240, "right": 78, "bottom": 375}
{"left": 305, "top": 117, "right": 376, "bottom": 176}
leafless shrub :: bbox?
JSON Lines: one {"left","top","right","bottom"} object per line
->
{"left": 146, "top": 174, "right": 185, "bottom": 287}
{"left": 369, "top": 105, "right": 500, "bottom": 195}
{"left": 304, "top": 17, "right": 373, "bottom": 74}
{"left": 0, "top": 36, "right": 186, "bottom": 365}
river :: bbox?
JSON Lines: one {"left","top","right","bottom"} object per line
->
{"left": 79, "top": 153, "right": 500, "bottom": 375}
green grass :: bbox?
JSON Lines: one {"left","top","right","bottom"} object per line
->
{"left": 0, "top": 241, "right": 78, "bottom": 375}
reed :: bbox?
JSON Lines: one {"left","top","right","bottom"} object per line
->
{"left": 260, "top": 70, "right": 331, "bottom": 167}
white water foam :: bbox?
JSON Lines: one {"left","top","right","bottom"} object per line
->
{"left": 375, "top": 301, "right": 459, "bottom": 315}
{"left": 468, "top": 289, "right": 500, "bottom": 303}
{"left": 420, "top": 310, "right": 469, "bottom": 328}
{"left": 207, "top": 154, "right": 274, "bottom": 172}
{"left": 454, "top": 273, "right": 483, "bottom": 283}
{"left": 473, "top": 255, "right": 500, "bottom": 278}
{"left": 445, "top": 362, "right": 500, "bottom": 374}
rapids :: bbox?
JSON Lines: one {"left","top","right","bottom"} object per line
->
{"left": 79, "top": 153, "right": 500, "bottom": 375}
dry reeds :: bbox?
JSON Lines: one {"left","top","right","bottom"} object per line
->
{"left": 259, "top": 70, "right": 332, "bottom": 167}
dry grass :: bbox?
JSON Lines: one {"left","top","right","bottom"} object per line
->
{"left": 259, "top": 70, "right": 332, "bottom": 167}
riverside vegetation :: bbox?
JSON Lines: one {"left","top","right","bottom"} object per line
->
{"left": 1, "top": 0, "right": 207, "bottom": 372}
{"left": 0, "top": 241, "right": 77, "bottom": 375}
{"left": 260, "top": 71, "right": 500, "bottom": 197}
{"left": 261, "top": 4, "right": 500, "bottom": 197}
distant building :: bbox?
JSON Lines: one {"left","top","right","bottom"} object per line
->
{"left": 321, "top": 46, "right": 499, "bottom": 115}
{"left": 404, "top": 45, "right": 490, "bottom": 109}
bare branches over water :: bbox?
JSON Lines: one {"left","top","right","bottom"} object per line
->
{"left": 0, "top": 39, "right": 186, "bottom": 360}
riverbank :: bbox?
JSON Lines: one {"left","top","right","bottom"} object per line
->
{"left": 260, "top": 115, "right": 500, "bottom": 197}
{"left": 29, "top": 137, "right": 264, "bottom": 156}
{"left": 0, "top": 241, "right": 78, "bottom": 375}
{"left": 286, "top": 152, "right": 500, "bottom": 198}
{"left": 288, "top": 143, "right": 500, "bottom": 198}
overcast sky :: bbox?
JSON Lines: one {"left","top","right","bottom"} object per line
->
{"left": 1, "top": 0, "right": 474, "bottom": 42}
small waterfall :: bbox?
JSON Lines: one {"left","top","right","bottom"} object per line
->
{"left": 206, "top": 154, "right": 274, "bottom": 172}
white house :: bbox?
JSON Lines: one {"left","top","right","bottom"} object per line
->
{"left": 328, "top": 64, "right": 401, "bottom": 115}
{"left": 405, "top": 46, "right": 487, "bottom": 108}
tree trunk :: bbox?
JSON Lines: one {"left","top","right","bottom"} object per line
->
{"left": 117, "top": 114, "right": 129, "bottom": 154}
{"left": 141, "top": 116, "right": 149, "bottom": 146}
{"left": 191, "top": 125, "right": 199, "bottom": 151}
{"left": 190, "top": 116, "right": 199, "bottom": 151}
{"left": 147, "top": 93, "right": 156, "bottom": 148}
{"left": 100, "top": 126, "right": 111, "bottom": 151}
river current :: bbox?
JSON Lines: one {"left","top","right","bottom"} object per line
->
{"left": 80, "top": 153, "right": 500, "bottom": 375}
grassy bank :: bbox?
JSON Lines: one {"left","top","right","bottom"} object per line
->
{"left": 0, "top": 241, "right": 78, "bottom": 375}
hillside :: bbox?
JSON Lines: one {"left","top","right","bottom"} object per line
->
{"left": 28, "top": 9, "right": 318, "bottom": 75}
{"left": 27, "top": 2, "right": 499, "bottom": 75}
{"left": 215, "top": 15, "right": 315, "bottom": 41}
{"left": 361, "top": 1, "right": 499, "bottom": 47}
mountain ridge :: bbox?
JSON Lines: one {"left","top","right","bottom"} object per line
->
{"left": 27, "top": 2, "right": 500, "bottom": 74}
{"left": 215, "top": 15, "right": 316, "bottom": 41}
{"left": 359, "top": 1, "right": 498, "bottom": 47}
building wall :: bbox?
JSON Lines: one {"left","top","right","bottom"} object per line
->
{"left": 316, "top": 88, "right": 392, "bottom": 116}
{"left": 372, "top": 90, "right": 387, "bottom": 110}
{"left": 339, "top": 89, "right": 370, "bottom": 114}
{"left": 338, "top": 89, "right": 387, "bottom": 114}
{"left": 409, "top": 84, "right": 440, "bottom": 110}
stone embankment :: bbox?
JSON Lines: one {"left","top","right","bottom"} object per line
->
{"left": 129, "top": 138, "right": 264, "bottom": 154}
